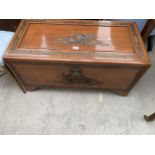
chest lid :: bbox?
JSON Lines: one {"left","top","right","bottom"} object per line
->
{"left": 4, "top": 19, "right": 150, "bottom": 66}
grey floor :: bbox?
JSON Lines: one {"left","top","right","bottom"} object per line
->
{"left": 0, "top": 45, "right": 155, "bottom": 135}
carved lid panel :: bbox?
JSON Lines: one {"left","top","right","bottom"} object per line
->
{"left": 4, "top": 20, "right": 150, "bottom": 65}
{"left": 19, "top": 24, "right": 134, "bottom": 53}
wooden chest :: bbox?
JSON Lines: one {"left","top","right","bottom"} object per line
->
{"left": 3, "top": 20, "right": 151, "bottom": 96}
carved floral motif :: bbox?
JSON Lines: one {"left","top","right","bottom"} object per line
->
{"left": 59, "top": 33, "right": 109, "bottom": 46}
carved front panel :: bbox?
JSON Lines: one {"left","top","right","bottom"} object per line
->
{"left": 11, "top": 62, "right": 140, "bottom": 90}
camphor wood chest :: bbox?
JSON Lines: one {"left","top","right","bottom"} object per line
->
{"left": 3, "top": 20, "right": 151, "bottom": 96}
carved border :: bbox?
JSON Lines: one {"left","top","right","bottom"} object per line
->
{"left": 23, "top": 19, "right": 133, "bottom": 26}
{"left": 129, "top": 24, "right": 144, "bottom": 59}
{"left": 10, "top": 20, "right": 28, "bottom": 51}
{"left": 12, "top": 49, "right": 134, "bottom": 60}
